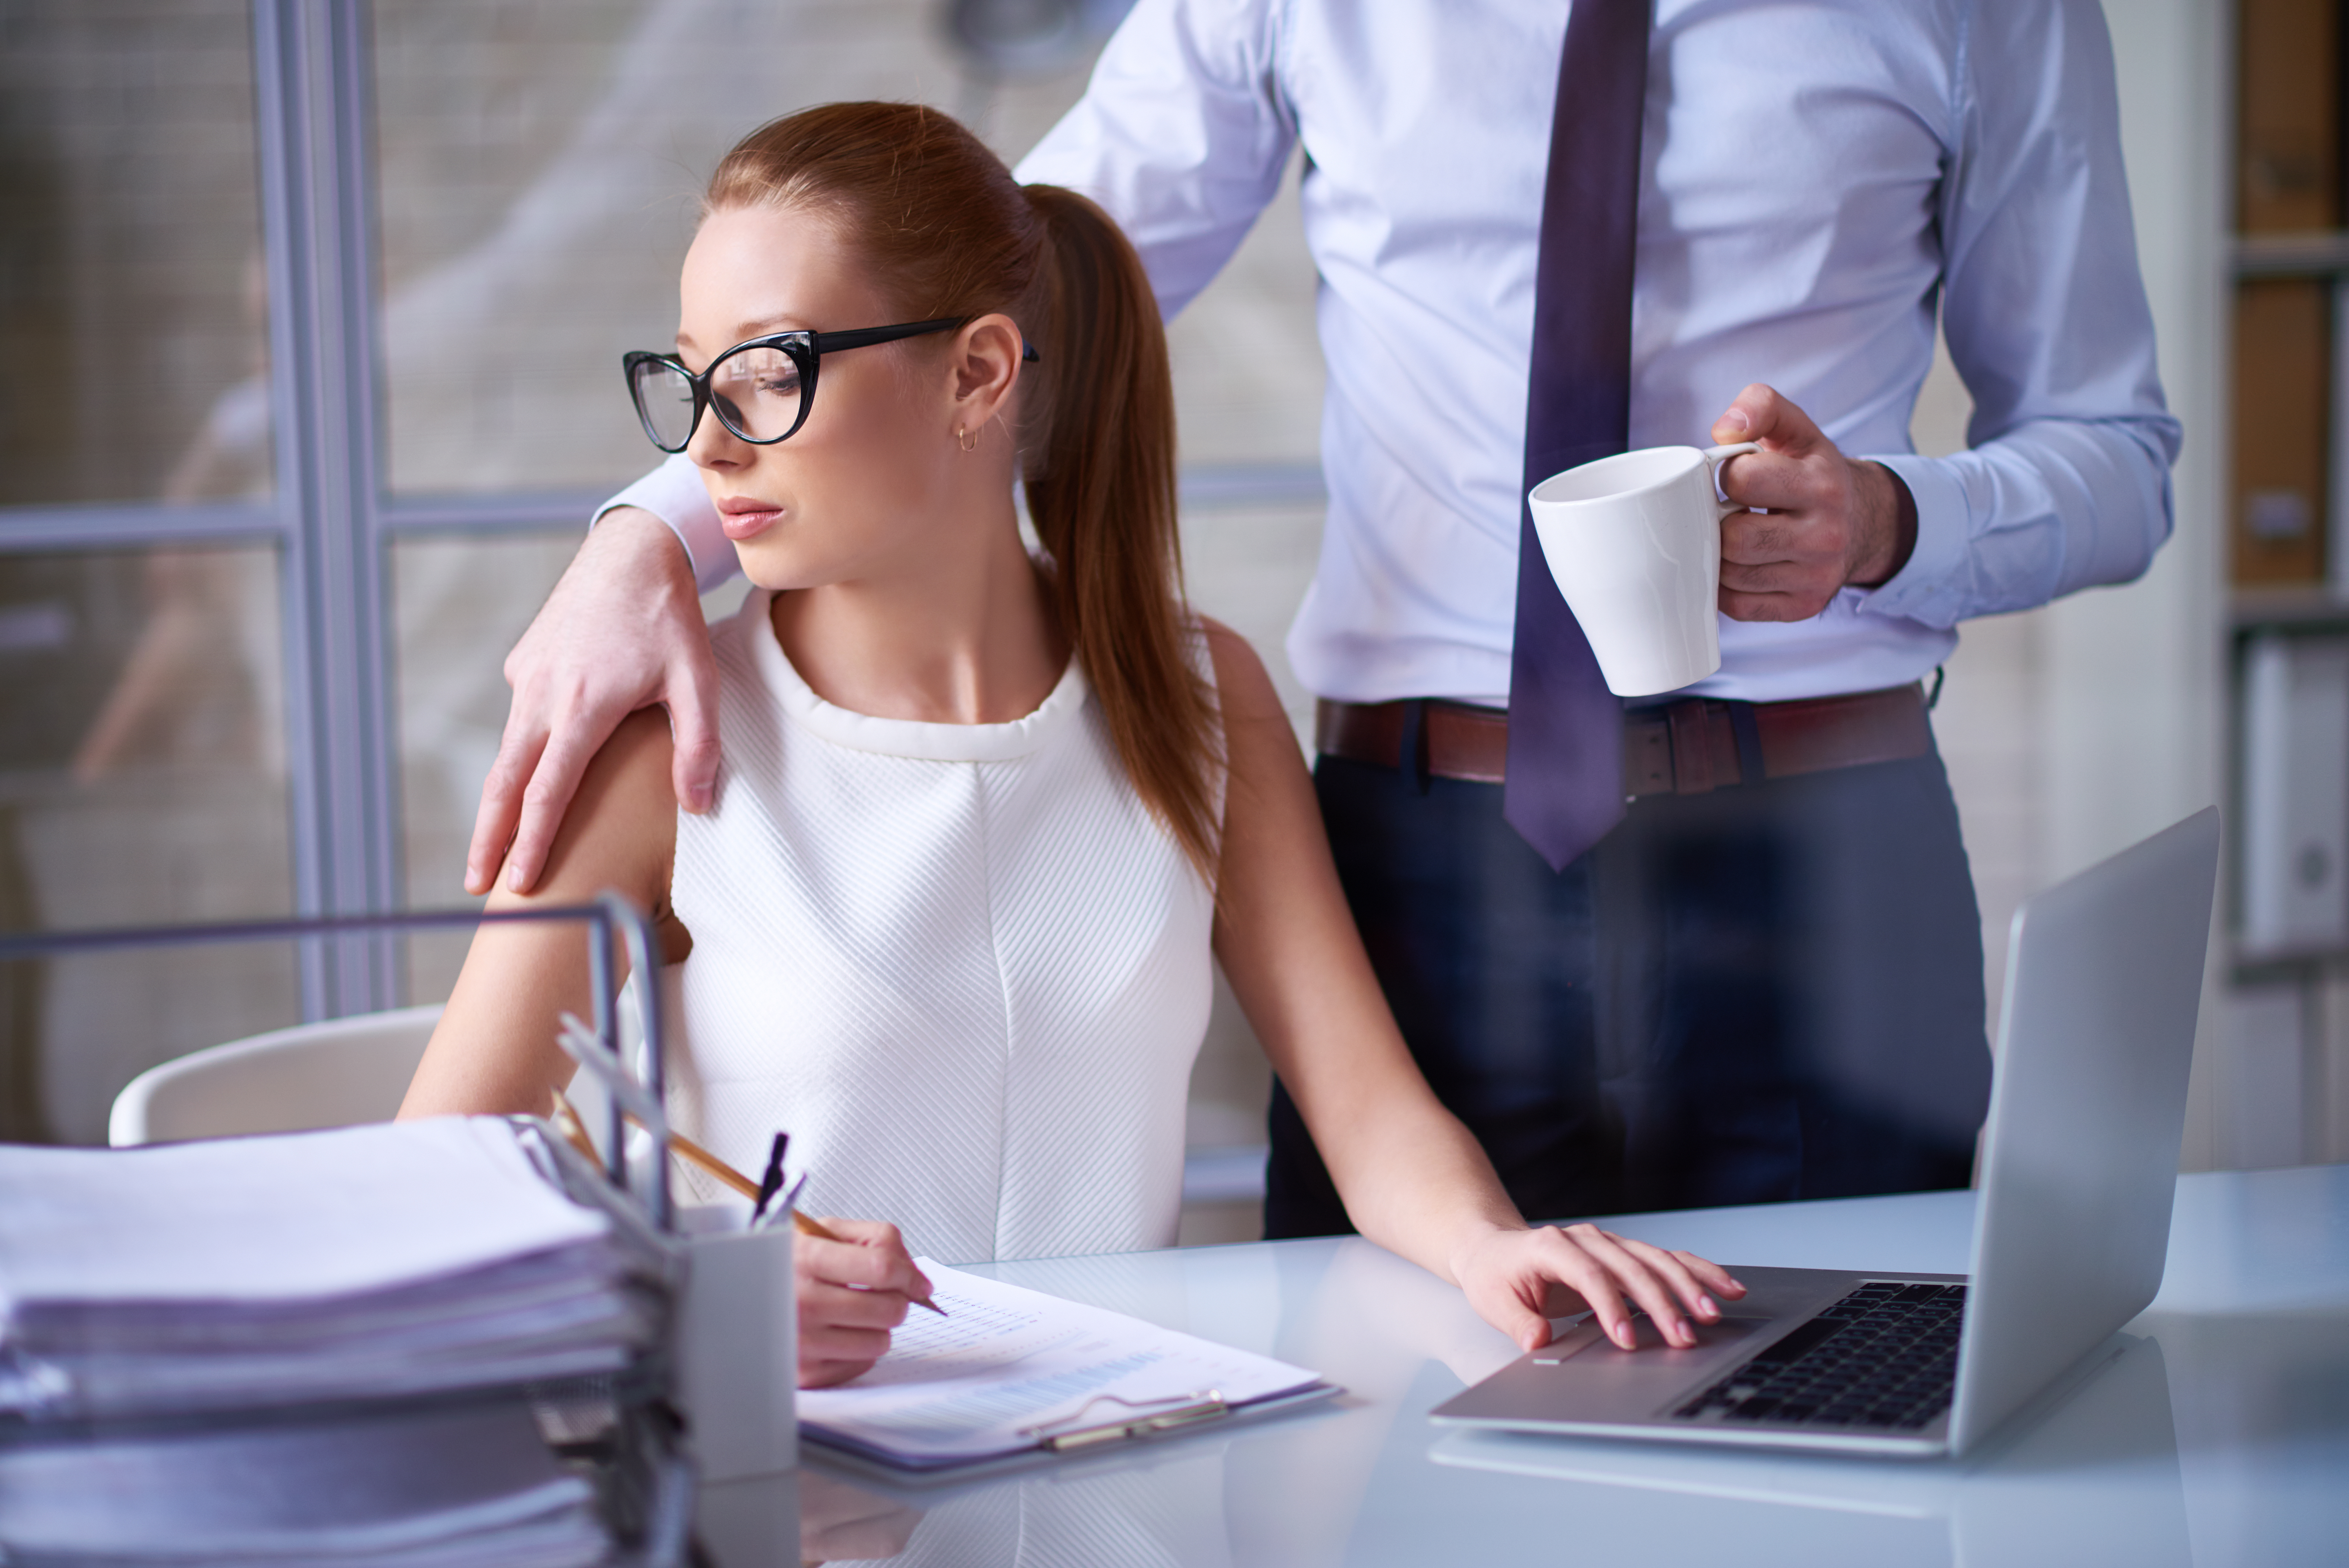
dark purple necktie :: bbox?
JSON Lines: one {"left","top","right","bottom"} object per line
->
{"left": 1501, "top": 0, "right": 1649, "bottom": 871}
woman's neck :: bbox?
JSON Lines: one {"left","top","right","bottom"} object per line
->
{"left": 768, "top": 505, "right": 1066, "bottom": 726}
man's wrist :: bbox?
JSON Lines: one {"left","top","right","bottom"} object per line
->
{"left": 1848, "top": 461, "right": 1919, "bottom": 588}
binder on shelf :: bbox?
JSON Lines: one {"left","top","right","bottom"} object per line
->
{"left": 2230, "top": 0, "right": 2342, "bottom": 589}
{"left": 2230, "top": 279, "right": 2333, "bottom": 587}
{"left": 2240, "top": 632, "right": 2349, "bottom": 954}
{"left": 2236, "top": 0, "right": 2340, "bottom": 235}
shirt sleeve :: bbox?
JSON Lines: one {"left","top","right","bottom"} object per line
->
{"left": 592, "top": 452, "right": 737, "bottom": 594}
{"left": 1856, "top": 0, "right": 2183, "bottom": 631}
{"left": 1013, "top": 0, "right": 1296, "bottom": 319}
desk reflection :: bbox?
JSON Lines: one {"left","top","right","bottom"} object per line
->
{"left": 761, "top": 1332, "right": 2195, "bottom": 1568}
{"left": 1429, "top": 1333, "right": 2188, "bottom": 1568}
{"left": 2151, "top": 1305, "right": 2349, "bottom": 1568}
{"left": 776, "top": 1445, "right": 1234, "bottom": 1568}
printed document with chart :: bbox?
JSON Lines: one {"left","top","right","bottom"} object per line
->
{"left": 796, "top": 1261, "right": 1333, "bottom": 1471}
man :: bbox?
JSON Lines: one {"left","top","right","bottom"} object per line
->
{"left": 469, "top": 0, "right": 2177, "bottom": 1235}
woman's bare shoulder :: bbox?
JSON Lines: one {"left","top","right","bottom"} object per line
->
{"left": 488, "top": 708, "right": 678, "bottom": 912}
{"left": 1196, "top": 616, "right": 1283, "bottom": 723}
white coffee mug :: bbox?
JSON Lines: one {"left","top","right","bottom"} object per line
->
{"left": 1527, "top": 441, "right": 1759, "bottom": 697}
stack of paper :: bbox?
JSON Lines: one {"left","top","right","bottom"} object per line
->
{"left": 0, "top": 1117, "right": 671, "bottom": 1421}
{"left": 0, "top": 1396, "right": 613, "bottom": 1567}
{"left": 797, "top": 1261, "right": 1333, "bottom": 1473}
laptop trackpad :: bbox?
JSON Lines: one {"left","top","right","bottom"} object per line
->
{"left": 1436, "top": 1314, "right": 1776, "bottom": 1425}
{"left": 1539, "top": 1313, "right": 1771, "bottom": 1361}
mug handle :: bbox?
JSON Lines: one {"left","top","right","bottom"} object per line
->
{"left": 1704, "top": 441, "right": 1760, "bottom": 518}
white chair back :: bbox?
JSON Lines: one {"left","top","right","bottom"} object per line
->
{"left": 108, "top": 1004, "right": 444, "bottom": 1147}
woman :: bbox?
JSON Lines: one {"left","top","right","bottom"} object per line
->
{"left": 399, "top": 103, "right": 1740, "bottom": 1386}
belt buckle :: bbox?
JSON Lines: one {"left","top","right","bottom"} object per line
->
{"left": 1625, "top": 716, "right": 1672, "bottom": 797}
{"left": 1664, "top": 702, "right": 1720, "bottom": 795}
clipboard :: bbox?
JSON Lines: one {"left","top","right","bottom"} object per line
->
{"left": 799, "top": 1381, "right": 1346, "bottom": 1489}
{"left": 790, "top": 1261, "right": 1341, "bottom": 1486}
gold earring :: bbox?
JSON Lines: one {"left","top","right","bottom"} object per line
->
{"left": 956, "top": 425, "right": 977, "bottom": 452}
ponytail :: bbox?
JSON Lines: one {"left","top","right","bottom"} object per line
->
{"left": 704, "top": 106, "right": 1221, "bottom": 884}
{"left": 1017, "top": 186, "right": 1220, "bottom": 884}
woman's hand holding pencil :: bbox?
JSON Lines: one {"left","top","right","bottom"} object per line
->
{"left": 790, "top": 1215, "right": 940, "bottom": 1388}
{"left": 548, "top": 1089, "right": 943, "bottom": 1385}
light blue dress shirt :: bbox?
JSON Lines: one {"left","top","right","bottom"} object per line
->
{"left": 609, "top": 0, "right": 2181, "bottom": 707}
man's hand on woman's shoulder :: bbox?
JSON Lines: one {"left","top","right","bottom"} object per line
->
{"left": 467, "top": 507, "right": 723, "bottom": 896}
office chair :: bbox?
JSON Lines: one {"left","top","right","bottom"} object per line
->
{"left": 107, "top": 1005, "right": 444, "bottom": 1146}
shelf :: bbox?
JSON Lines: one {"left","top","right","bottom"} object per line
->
{"left": 2233, "top": 231, "right": 2349, "bottom": 278}
{"left": 2232, "top": 940, "right": 2349, "bottom": 986}
{"left": 2230, "top": 587, "right": 2349, "bottom": 631}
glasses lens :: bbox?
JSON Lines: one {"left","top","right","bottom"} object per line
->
{"left": 711, "top": 344, "right": 806, "bottom": 442}
{"left": 630, "top": 359, "right": 699, "bottom": 450}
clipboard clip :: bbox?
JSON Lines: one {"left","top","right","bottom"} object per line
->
{"left": 1023, "top": 1389, "right": 1229, "bottom": 1452}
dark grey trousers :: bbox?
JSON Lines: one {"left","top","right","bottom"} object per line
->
{"left": 1266, "top": 736, "right": 1991, "bottom": 1235}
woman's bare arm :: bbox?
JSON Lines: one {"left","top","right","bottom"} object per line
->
{"left": 399, "top": 709, "right": 679, "bottom": 1118}
{"left": 1202, "top": 622, "right": 1743, "bottom": 1351}
{"left": 405, "top": 700, "right": 931, "bottom": 1386}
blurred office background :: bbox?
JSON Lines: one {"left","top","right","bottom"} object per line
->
{"left": 0, "top": 0, "right": 2336, "bottom": 1237}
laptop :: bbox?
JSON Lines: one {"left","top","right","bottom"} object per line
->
{"left": 1431, "top": 807, "right": 2221, "bottom": 1458}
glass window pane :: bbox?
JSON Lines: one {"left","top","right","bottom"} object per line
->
{"left": 369, "top": 0, "right": 1199, "bottom": 496}
{"left": 373, "top": 2, "right": 929, "bottom": 495}
{"left": 390, "top": 531, "right": 582, "bottom": 1000}
{"left": 370, "top": 0, "right": 1320, "bottom": 487}
{"left": 0, "top": 545, "right": 297, "bottom": 1144}
{"left": 0, "top": 0, "right": 272, "bottom": 506}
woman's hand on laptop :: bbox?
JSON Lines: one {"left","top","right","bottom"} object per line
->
{"left": 794, "top": 1217, "right": 933, "bottom": 1388}
{"left": 1452, "top": 1222, "right": 1746, "bottom": 1353}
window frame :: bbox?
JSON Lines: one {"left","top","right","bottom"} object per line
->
{"left": 0, "top": 0, "right": 604, "bottom": 1021}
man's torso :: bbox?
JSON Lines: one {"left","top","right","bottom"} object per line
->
{"left": 1281, "top": 0, "right": 1966, "bottom": 706}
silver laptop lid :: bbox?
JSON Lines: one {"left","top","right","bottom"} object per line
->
{"left": 1946, "top": 807, "right": 2219, "bottom": 1453}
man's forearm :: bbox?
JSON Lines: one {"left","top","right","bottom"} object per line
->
{"left": 1869, "top": 0, "right": 2181, "bottom": 631}
{"left": 576, "top": 505, "right": 698, "bottom": 606}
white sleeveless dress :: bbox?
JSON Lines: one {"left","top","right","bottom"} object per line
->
{"left": 655, "top": 591, "right": 1218, "bottom": 1264}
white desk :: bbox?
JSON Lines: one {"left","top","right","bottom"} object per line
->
{"left": 722, "top": 1165, "right": 2349, "bottom": 1567}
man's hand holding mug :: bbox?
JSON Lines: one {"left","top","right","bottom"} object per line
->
{"left": 1527, "top": 382, "right": 1921, "bottom": 697}
{"left": 1709, "top": 383, "right": 1920, "bottom": 622}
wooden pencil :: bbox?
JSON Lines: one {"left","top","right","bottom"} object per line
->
{"left": 551, "top": 1088, "right": 944, "bottom": 1315}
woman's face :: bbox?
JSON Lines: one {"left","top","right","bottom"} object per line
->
{"left": 675, "top": 204, "right": 962, "bottom": 590}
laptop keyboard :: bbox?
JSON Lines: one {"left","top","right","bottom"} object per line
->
{"left": 1671, "top": 1281, "right": 1966, "bottom": 1432}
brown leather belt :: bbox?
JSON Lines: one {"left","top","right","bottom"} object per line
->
{"left": 1314, "top": 684, "right": 1932, "bottom": 797}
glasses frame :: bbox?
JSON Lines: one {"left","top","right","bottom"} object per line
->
{"left": 622, "top": 318, "right": 967, "bottom": 453}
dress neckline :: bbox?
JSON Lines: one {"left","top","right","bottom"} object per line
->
{"left": 741, "top": 588, "right": 1089, "bottom": 762}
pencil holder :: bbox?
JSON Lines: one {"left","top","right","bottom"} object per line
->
{"left": 675, "top": 1205, "right": 797, "bottom": 1481}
